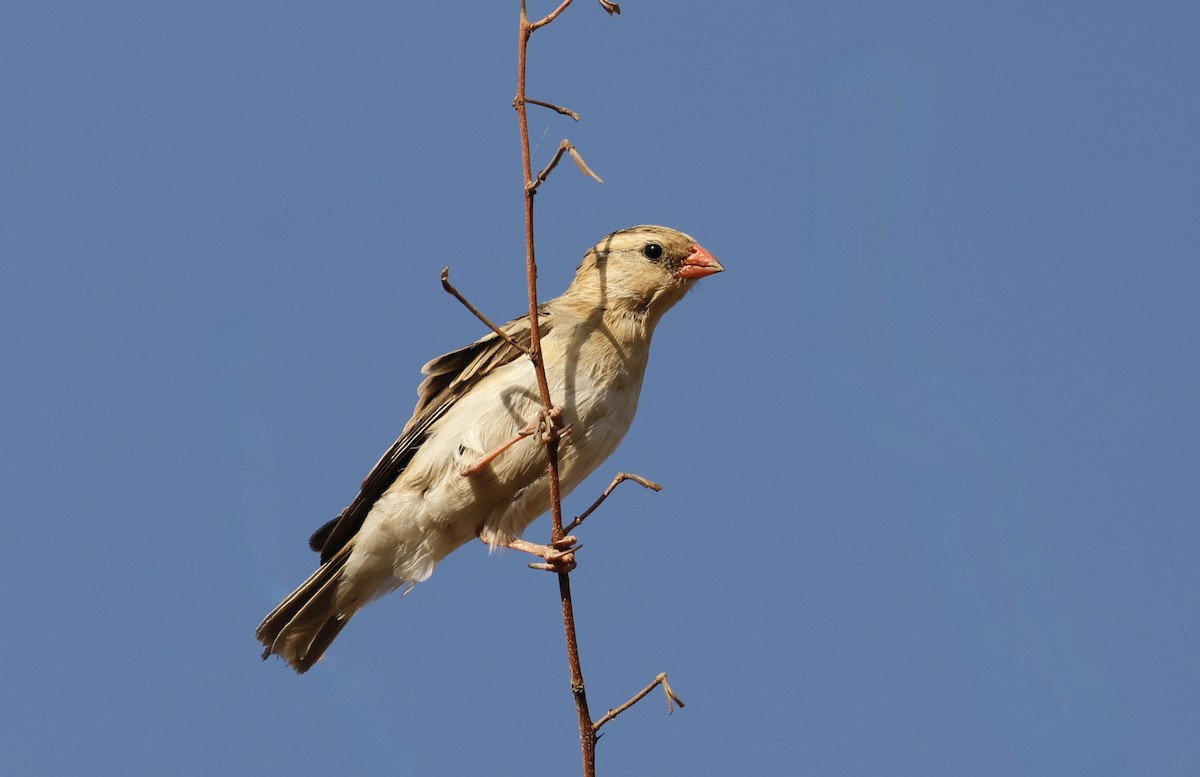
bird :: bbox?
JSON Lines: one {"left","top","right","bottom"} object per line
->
{"left": 256, "top": 225, "right": 724, "bottom": 672}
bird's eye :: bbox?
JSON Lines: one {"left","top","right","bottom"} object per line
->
{"left": 642, "top": 243, "right": 663, "bottom": 261}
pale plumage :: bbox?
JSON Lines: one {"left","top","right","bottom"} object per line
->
{"left": 257, "top": 225, "right": 723, "bottom": 672}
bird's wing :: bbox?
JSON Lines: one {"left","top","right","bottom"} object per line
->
{"left": 309, "top": 307, "right": 551, "bottom": 562}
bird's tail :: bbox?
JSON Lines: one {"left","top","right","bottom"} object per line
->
{"left": 256, "top": 543, "right": 359, "bottom": 673}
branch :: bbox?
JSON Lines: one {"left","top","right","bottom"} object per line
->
{"left": 440, "top": 267, "right": 531, "bottom": 355}
{"left": 516, "top": 6, "right": 592, "bottom": 767}
{"left": 564, "top": 472, "right": 662, "bottom": 535}
{"left": 529, "top": 139, "right": 604, "bottom": 194}
{"left": 515, "top": 3, "right": 645, "bottom": 775}
{"left": 529, "top": 0, "right": 616, "bottom": 31}
{"left": 529, "top": 0, "right": 576, "bottom": 31}
{"left": 593, "top": 673, "right": 685, "bottom": 732}
{"left": 527, "top": 98, "right": 582, "bottom": 121}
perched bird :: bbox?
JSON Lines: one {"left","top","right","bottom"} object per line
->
{"left": 257, "top": 225, "right": 723, "bottom": 672}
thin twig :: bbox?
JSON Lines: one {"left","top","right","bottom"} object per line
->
{"left": 440, "top": 268, "right": 531, "bottom": 355}
{"left": 597, "top": 0, "right": 622, "bottom": 16}
{"left": 527, "top": 98, "right": 581, "bottom": 121}
{"left": 530, "top": 0, "right": 576, "bottom": 31}
{"left": 593, "top": 673, "right": 685, "bottom": 732}
{"left": 564, "top": 472, "right": 663, "bottom": 534}
{"left": 529, "top": 139, "right": 604, "bottom": 193}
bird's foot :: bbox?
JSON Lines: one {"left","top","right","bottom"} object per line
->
{"left": 491, "top": 535, "right": 580, "bottom": 573}
{"left": 536, "top": 404, "right": 571, "bottom": 444}
{"left": 460, "top": 405, "right": 569, "bottom": 477}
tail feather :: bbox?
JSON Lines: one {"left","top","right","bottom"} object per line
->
{"left": 256, "top": 544, "right": 359, "bottom": 673}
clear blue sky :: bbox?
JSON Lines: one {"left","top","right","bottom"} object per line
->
{"left": 3, "top": 2, "right": 1197, "bottom": 775}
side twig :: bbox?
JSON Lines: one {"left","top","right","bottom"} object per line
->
{"left": 529, "top": 0, "right": 575, "bottom": 30}
{"left": 527, "top": 98, "right": 581, "bottom": 121}
{"left": 530, "top": 0, "right": 616, "bottom": 31}
{"left": 529, "top": 139, "right": 604, "bottom": 193}
{"left": 441, "top": 268, "right": 531, "bottom": 355}
{"left": 594, "top": 673, "right": 685, "bottom": 732}
{"left": 564, "top": 472, "right": 662, "bottom": 534}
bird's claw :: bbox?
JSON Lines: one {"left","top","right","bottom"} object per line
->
{"left": 550, "top": 534, "right": 579, "bottom": 551}
{"left": 487, "top": 534, "right": 581, "bottom": 573}
{"left": 536, "top": 405, "right": 570, "bottom": 444}
{"left": 527, "top": 546, "right": 579, "bottom": 573}
{"left": 527, "top": 535, "right": 580, "bottom": 572}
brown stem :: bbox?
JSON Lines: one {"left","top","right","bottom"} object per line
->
{"left": 529, "top": 0, "right": 576, "bottom": 31}
{"left": 529, "top": 139, "right": 604, "bottom": 194}
{"left": 527, "top": 98, "right": 581, "bottom": 121}
{"left": 564, "top": 472, "right": 663, "bottom": 535}
{"left": 517, "top": 2, "right": 595, "bottom": 774}
{"left": 593, "top": 673, "right": 685, "bottom": 732}
{"left": 440, "top": 268, "right": 531, "bottom": 355}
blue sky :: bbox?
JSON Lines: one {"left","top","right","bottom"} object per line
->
{"left": 3, "top": 2, "right": 1198, "bottom": 775}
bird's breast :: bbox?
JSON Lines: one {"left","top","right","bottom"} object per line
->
{"left": 543, "top": 322, "right": 650, "bottom": 478}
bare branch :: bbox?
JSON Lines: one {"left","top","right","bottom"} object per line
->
{"left": 529, "top": 139, "right": 604, "bottom": 194}
{"left": 593, "top": 673, "right": 685, "bottom": 732}
{"left": 529, "top": 0, "right": 620, "bottom": 33}
{"left": 440, "top": 267, "right": 531, "bottom": 355}
{"left": 529, "top": 0, "right": 575, "bottom": 31}
{"left": 564, "top": 472, "right": 663, "bottom": 534}
{"left": 515, "top": 8, "right": 594, "bottom": 768}
{"left": 515, "top": 3, "right": 662, "bottom": 774}
{"left": 527, "top": 98, "right": 582, "bottom": 121}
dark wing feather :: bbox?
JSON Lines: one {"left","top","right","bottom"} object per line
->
{"left": 307, "top": 405, "right": 450, "bottom": 561}
{"left": 411, "top": 306, "right": 548, "bottom": 421}
{"left": 310, "top": 307, "right": 551, "bottom": 562}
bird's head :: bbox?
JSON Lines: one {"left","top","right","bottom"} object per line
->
{"left": 564, "top": 225, "right": 723, "bottom": 326}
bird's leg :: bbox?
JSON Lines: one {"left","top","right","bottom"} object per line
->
{"left": 480, "top": 534, "right": 581, "bottom": 573}
{"left": 460, "top": 427, "right": 534, "bottom": 477}
{"left": 460, "top": 405, "right": 570, "bottom": 477}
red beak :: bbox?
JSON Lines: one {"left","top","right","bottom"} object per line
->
{"left": 675, "top": 244, "right": 724, "bottom": 279}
